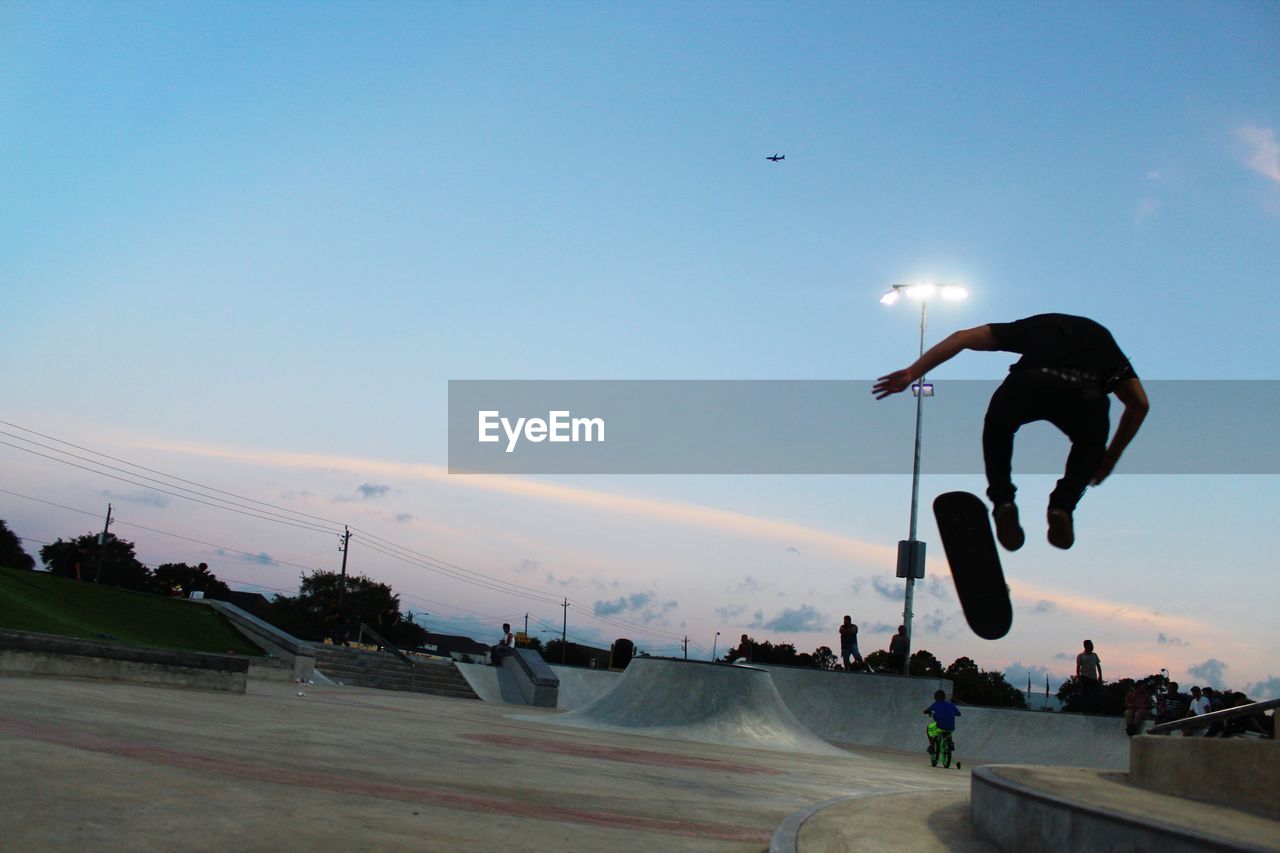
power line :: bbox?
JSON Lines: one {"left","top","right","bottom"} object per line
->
{"left": 3, "top": 481, "right": 695, "bottom": 651}
{"left": 0, "top": 421, "right": 693, "bottom": 648}
{"left": 350, "top": 523, "right": 689, "bottom": 642}
{"left": 0, "top": 419, "right": 345, "bottom": 528}
{"left": 351, "top": 528, "right": 689, "bottom": 645}
{"left": 350, "top": 525, "right": 570, "bottom": 604}
{"left": 0, "top": 488, "right": 102, "bottom": 520}
{"left": 0, "top": 487, "right": 329, "bottom": 576}
{"left": 3, "top": 479, "right": 684, "bottom": 647}
{"left": 355, "top": 537, "right": 565, "bottom": 606}
{"left": 112, "top": 518, "right": 329, "bottom": 575}
{"left": 0, "top": 438, "right": 339, "bottom": 537}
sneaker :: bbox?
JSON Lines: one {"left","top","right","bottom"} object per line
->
{"left": 993, "top": 502, "right": 1025, "bottom": 551}
{"left": 1047, "top": 507, "right": 1075, "bottom": 549}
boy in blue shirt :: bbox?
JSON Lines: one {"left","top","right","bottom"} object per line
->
{"left": 924, "top": 689, "right": 961, "bottom": 758}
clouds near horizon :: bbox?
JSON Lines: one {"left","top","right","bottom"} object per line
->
{"left": 750, "top": 604, "right": 826, "bottom": 633}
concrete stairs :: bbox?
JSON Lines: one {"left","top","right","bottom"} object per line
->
{"left": 311, "top": 645, "right": 479, "bottom": 701}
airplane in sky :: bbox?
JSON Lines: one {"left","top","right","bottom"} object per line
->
{"left": 766, "top": 153, "right": 785, "bottom": 162}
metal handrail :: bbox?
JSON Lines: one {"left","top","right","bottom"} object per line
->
{"left": 357, "top": 623, "right": 416, "bottom": 671}
{"left": 1147, "top": 696, "right": 1279, "bottom": 735}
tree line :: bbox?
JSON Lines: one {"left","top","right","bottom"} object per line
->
{"left": 720, "top": 639, "right": 1029, "bottom": 708}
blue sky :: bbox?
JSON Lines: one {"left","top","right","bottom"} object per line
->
{"left": 3, "top": 2, "right": 1279, "bottom": 696}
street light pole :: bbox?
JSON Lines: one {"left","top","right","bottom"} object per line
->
{"left": 880, "top": 282, "right": 967, "bottom": 675}
{"left": 902, "top": 298, "right": 928, "bottom": 675}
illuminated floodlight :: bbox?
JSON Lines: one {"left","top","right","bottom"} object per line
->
{"left": 940, "top": 285, "right": 969, "bottom": 301}
{"left": 880, "top": 289, "right": 900, "bottom": 306}
{"left": 904, "top": 283, "right": 937, "bottom": 301}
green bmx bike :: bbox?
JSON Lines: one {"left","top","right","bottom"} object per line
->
{"left": 926, "top": 719, "right": 960, "bottom": 769}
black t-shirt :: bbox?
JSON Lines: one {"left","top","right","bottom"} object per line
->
{"left": 989, "top": 313, "right": 1137, "bottom": 390}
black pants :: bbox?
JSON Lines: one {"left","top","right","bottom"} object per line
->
{"left": 1079, "top": 676, "right": 1102, "bottom": 712}
{"left": 983, "top": 372, "right": 1110, "bottom": 512}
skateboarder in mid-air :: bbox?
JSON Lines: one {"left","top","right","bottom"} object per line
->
{"left": 874, "top": 313, "right": 1149, "bottom": 550}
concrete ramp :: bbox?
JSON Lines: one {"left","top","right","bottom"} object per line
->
{"left": 548, "top": 664, "right": 620, "bottom": 710}
{"left": 755, "top": 664, "right": 948, "bottom": 753}
{"left": 755, "top": 663, "right": 1134, "bottom": 770}
{"left": 527, "top": 658, "right": 845, "bottom": 756}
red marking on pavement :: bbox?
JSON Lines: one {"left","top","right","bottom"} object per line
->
{"left": 463, "top": 733, "right": 783, "bottom": 775}
{"left": 293, "top": 695, "right": 412, "bottom": 714}
{"left": 0, "top": 716, "right": 769, "bottom": 844}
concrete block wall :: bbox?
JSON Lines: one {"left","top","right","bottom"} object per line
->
{"left": 0, "top": 629, "right": 249, "bottom": 694}
{"left": 1130, "top": 735, "right": 1280, "bottom": 818}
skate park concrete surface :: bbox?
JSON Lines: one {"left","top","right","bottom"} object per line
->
{"left": 0, "top": 671, "right": 972, "bottom": 851}
{"left": 4, "top": 658, "right": 1279, "bottom": 851}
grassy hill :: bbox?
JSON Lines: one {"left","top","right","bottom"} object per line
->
{"left": 0, "top": 566, "right": 264, "bottom": 656}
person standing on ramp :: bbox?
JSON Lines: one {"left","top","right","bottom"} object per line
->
{"left": 874, "top": 313, "right": 1149, "bottom": 550}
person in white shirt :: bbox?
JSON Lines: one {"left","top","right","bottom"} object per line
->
{"left": 490, "top": 623, "right": 515, "bottom": 666}
{"left": 1185, "top": 685, "right": 1212, "bottom": 736}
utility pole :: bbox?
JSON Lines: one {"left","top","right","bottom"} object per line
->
{"left": 337, "top": 526, "right": 351, "bottom": 608}
{"left": 92, "top": 503, "right": 113, "bottom": 583}
{"left": 524, "top": 613, "right": 529, "bottom": 638}
{"left": 560, "top": 598, "right": 568, "bottom": 664}
{"left": 682, "top": 636, "right": 688, "bottom": 660}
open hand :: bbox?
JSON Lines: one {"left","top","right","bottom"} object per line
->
{"left": 873, "top": 370, "right": 914, "bottom": 400}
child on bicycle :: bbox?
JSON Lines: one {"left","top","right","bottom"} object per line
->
{"left": 924, "top": 689, "right": 961, "bottom": 758}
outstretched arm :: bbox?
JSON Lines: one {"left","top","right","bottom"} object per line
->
{"left": 873, "top": 325, "right": 998, "bottom": 399}
{"left": 1091, "top": 378, "right": 1149, "bottom": 485}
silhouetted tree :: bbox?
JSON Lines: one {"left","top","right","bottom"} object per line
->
{"left": 865, "top": 649, "right": 894, "bottom": 672}
{"left": 1057, "top": 673, "right": 1160, "bottom": 715}
{"left": 395, "top": 611, "right": 430, "bottom": 649}
{"left": 267, "top": 570, "right": 399, "bottom": 642}
{"left": 39, "top": 532, "right": 150, "bottom": 591}
{"left": 946, "top": 656, "right": 1026, "bottom": 708}
{"left": 812, "top": 645, "right": 839, "bottom": 670}
{"left": 909, "top": 649, "right": 945, "bottom": 677}
{"left": 744, "top": 640, "right": 816, "bottom": 667}
{"left": 151, "top": 562, "right": 231, "bottom": 598}
{"left": 543, "top": 639, "right": 597, "bottom": 667}
{"left": 0, "top": 519, "right": 35, "bottom": 571}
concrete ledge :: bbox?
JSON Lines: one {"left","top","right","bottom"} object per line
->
{"left": 508, "top": 648, "right": 559, "bottom": 707}
{"left": 246, "top": 657, "right": 298, "bottom": 683}
{"left": 1130, "top": 735, "right": 1279, "bottom": 818}
{"left": 200, "top": 599, "right": 315, "bottom": 682}
{"left": 0, "top": 629, "right": 249, "bottom": 694}
{"left": 971, "top": 764, "right": 1277, "bottom": 852}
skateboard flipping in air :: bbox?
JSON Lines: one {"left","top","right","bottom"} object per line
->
{"left": 932, "top": 490, "right": 1012, "bottom": 639}
{"left": 873, "top": 313, "right": 1150, "bottom": 638}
